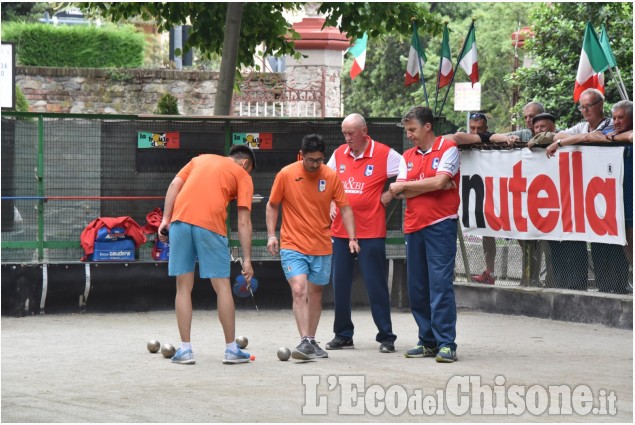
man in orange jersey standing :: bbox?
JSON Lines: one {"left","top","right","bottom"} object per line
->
{"left": 158, "top": 145, "right": 256, "bottom": 365}
{"left": 266, "top": 134, "right": 360, "bottom": 360}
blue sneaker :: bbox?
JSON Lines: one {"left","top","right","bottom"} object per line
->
{"left": 171, "top": 348, "right": 195, "bottom": 365}
{"left": 223, "top": 348, "right": 250, "bottom": 364}
{"left": 435, "top": 347, "right": 457, "bottom": 363}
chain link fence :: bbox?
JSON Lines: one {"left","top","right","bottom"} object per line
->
{"left": 1, "top": 113, "right": 631, "bottom": 295}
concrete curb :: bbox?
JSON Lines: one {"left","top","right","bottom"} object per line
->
{"left": 455, "top": 282, "right": 633, "bottom": 329}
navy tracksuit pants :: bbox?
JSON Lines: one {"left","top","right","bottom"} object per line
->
{"left": 331, "top": 237, "right": 396, "bottom": 343}
{"left": 405, "top": 219, "right": 458, "bottom": 351}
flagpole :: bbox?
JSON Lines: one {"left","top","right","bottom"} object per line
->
{"left": 607, "top": 65, "right": 628, "bottom": 101}
{"left": 438, "top": 20, "right": 475, "bottom": 119}
{"left": 434, "top": 22, "right": 449, "bottom": 116}
{"left": 615, "top": 67, "right": 629, "bottom": 100}
{"left": 412, "top": 20, "right": 429, "bottom": 108}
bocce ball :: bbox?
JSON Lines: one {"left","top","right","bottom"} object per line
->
{"left": 147, "top": 340, "right": 161, "bottom": 353}
{"left": 277, "top": 347, "right": 291, "bottom": 361}
{"left": 236, "top": 336, "right": 248, "bottom": 349}
{"left": 161, "top": 343, "right": 176, "bottom": 358}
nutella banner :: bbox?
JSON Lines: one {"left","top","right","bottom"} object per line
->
{"left": 459, "top": 146, "right": 626, "bottom": 245}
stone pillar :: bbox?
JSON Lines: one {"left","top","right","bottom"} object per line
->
{"left": 287, "top": 16, "right": 349, "bottom": 117}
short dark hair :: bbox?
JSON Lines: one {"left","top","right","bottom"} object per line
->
{"left": 229, "top": 144, "right": 256, "bottom": 170}
{"left": 301, "top": 133, "right": 326, "bottom": 155}
{"left": 401, "top": 106, "right": 435, "bottom": 129}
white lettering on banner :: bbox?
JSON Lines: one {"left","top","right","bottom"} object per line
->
{"left": 343, "top": 177, "right": 365, "bottom": 194}
{"left": 459, "top": 146, "right": 626, "bottom": 244}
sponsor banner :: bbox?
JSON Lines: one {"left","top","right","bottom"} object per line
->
{"left": 232, "top": 132, "right": 273, "bottom": 149}
{"left": 137, "top": 131, "right": 180, "bottom": 149}
{"left": 459, "top": 146, "right": 625, "bottom": 244}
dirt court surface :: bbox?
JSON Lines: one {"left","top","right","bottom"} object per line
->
{"left": 2, "top": 308, "right": 632, "bottom": 422}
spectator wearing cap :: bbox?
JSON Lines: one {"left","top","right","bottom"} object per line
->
{"left": 446, "top": 104, "right": 547, "bottom": 286}
{"left": 446, "top": 102, "right": 545, "bottom": 147}
{"left": 527, "top": 113, "right": 558, "bottom": 149}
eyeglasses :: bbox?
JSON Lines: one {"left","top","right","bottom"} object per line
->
{"left": 577, "top": 99, "right": 602, "bottom": 112}
{"left": 470, "top": 113, "right": 486, "bottom": 120}
{"left": 303, "top": 157, "right": 324, "bottom": 165}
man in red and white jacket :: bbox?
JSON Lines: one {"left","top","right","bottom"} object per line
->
{"left": 326, "top": 113, "right": 406, "bottom": 354}
{"left": 389, "top": 106, "right": 460, "bottom": 363}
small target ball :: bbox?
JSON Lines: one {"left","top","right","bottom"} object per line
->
{"left": 250, "top": 354, "right": 255, "bottom": 361}
{"left": 161, "top": 343, "right": 176, "bottom": 358}
{"left": 277, "top": 347, "right": 291, "bottom": 361}
{"left": 236, "top": 336, "right": 248, "bottom": 349}
{"left": 147, "top": 340, "right": 161, "bottom": 353}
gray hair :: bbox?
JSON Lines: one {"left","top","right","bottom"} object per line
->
{"left": 580, "top": 88, "right": 605, "bottom": 103}
{"left": 612, "top": 100, "right": 633, "bottom": 117}
{"left": 523, "top": 101, "right": 545, "bottom": 113}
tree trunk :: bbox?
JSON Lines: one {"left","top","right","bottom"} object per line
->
{"left": 214, "top": 2, "right": 243, "bottom": 116}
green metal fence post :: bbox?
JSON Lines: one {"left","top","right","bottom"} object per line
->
{"left": 37, "top": 114, "right": 45, "bottom": 261}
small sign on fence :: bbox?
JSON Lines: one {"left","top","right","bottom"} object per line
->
{"left": 232, "top": 133, "right": 273, "bottom": 150}
{"left": 137, "top": 131, "right": 180, "bottom": 149}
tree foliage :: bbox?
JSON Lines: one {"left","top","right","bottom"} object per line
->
{"left": 343, "top": 2, "right": 535, "bottom": 130}
{"left": 77, "top": 2, "right": 441, "bottom": 70}
{"left": 511, "top": 2, "right": 633, "bottom": 129}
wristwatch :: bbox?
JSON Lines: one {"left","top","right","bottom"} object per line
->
{"left": 610, "top": 134, "right": 616, "bottom": 141}
{"left": 557, "top": 141, "right": 562, "bottom": 147}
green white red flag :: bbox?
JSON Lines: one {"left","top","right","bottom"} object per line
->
{"left": 458, "top": 22, "right": 479, "bottom": 86}
{"left": 405, "top": 24, "right": 427, "bottom": 86}
{"left": 347, "top": 33, "right": 368, "bottom": 80}
{"left": 573, "top": 22, "right": 608, "bottom": 102}
{"left": 437, "top": 24, "right": 453, "bottom": 88}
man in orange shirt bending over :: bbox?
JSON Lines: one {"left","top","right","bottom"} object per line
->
{"left": 158, "top": 145, "right": 256, "bottom": 365}
{"left": 266, "top": 134, "right": 360, "bottom": 360}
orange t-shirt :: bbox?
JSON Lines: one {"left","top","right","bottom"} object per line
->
{"left": 269, "top": 161, "right": 349, "bottom": 255}
{"left": 171, "top": 154, "right": 253, "bottom": 236}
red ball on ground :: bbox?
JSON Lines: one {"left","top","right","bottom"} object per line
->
{"left": 250, "top": 354, "right": 255, "bottom": 361}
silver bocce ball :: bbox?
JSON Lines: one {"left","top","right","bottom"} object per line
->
{"left": 147, "top": 340, "right": 161, "bottom": 353}
{"left": 161, "top": 343, "right": 176, "bottom": 358}
{"left": 277, "top": 347, "right": 291, "bottom": 361}
{"left": 236, "top": 336, "right": 248, "bottom": 349}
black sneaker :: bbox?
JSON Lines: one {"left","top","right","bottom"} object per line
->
{"left": 379, "top": 342, "right": 395, "bottom": 353}
{"left": 325, "top": 337, "right": 354, "bottom": 350}
{"left": 311, "top": 340, "right": 328, "bottom": 358}
{"left": 292, "top": 339, "right": 316, "bottom": 360}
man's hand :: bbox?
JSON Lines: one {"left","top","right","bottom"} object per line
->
{"left": 267, "top": 237, "right": 279, "bottom": 257}
{"left": 241, "top": 259, "right": 254, "bottom": 282}
{"left": 389, "top": 182, "right": 405, "bottom": 198}
{"left": 349, "top": 239, "right": 361, "bottom": 255}
{"left": 585, "top": 131, "right": 610, "bottom": 143}
{"left": 546, "top": 142, "right": 559, "bottom": 158}
{"left": 158, "top": 221, "right": 170, "bottom": 242}
{"left": 380, "top": 191, "right": 393, "bottom": 206}
{"left": 329, "top": 200, "right": 338, "bottom": 221}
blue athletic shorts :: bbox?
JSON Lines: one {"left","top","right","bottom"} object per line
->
{"left": 280, "top": 249, "right": 332, "bottom": 285}
{"left": 168, "top": 221, "right": 230, "bottom": 278}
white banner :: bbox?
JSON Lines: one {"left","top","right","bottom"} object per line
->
{"left": 459, "top": 146, "right": 626, "bottom": 245}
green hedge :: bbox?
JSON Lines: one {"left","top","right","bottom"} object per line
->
{"left": 2, "top": 22, "right": 144, "bottom": 68}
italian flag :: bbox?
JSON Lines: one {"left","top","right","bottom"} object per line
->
{"left": 458, "top": 22, "right": 478, "bottom": 86}
{"left": 347, "top": 33, "right": 368, "bottom": 80}
{"left": 437, "top": 24, "right": 453, "bottom": 88}
{"left": 405, "top": 24, "right": 426, "bottom": 86}
{"left": 574, "top": 22, "right": 608, "bottom": 102}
